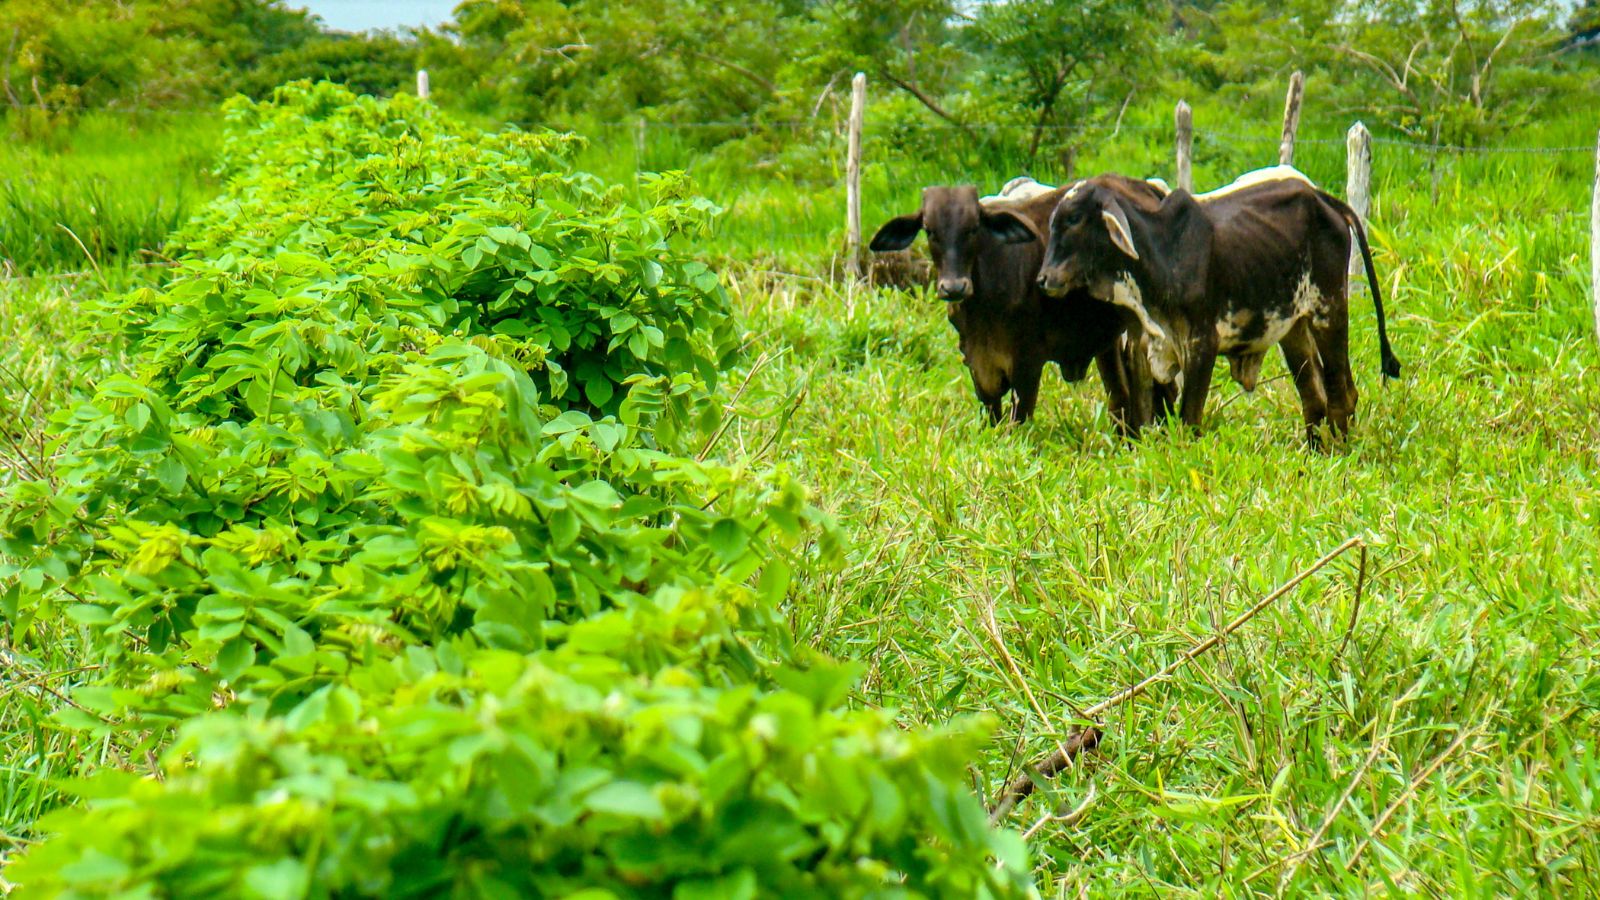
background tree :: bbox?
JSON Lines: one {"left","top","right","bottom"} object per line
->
{"left": 965, "top": 0, "right": 1159, "bottom": 165}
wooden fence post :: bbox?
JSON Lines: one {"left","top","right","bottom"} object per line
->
{"left": 416, "top": 69, "right": 430, "bottom": 101}
{"left": 1346, "top": 121, "right": 1372, "bottom": 278}
{"left": 1175, "top": 100, "right": 1193, "bottom": 193}
{"left": 846, "top": 72, "right": 866, "bottom": 281}
{"left": 1592, "top": 129, "right": 1599, "bottom": 350}
{"left": 1279, "top": 70, "right": 1304, "bottom": 166}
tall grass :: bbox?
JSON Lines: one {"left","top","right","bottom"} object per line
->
{"left": 688, "top": 103, "right": 1600, "bottom": 892}
{"left": 0, "top": 111, "right": 222, "bottom": 274}
{"left": 560, "top": 101, "right": 1599, "bottom": 274}
{"left": 0, "top": 272, "right": 123, "bottom": 855}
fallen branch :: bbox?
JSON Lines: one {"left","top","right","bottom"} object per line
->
{"left": 989, "top": 536, "right": 1365, "bottom": 822}
{"left": 989, "top": 726, "right": 1103, "bottom": 822}
{"left": 1344, "top": 725, "right": 1475, "bottom": 868}
{"left": 1336, "top": 542, "right": 1369, "bottom": 659}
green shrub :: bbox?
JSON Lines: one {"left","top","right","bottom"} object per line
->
{"left": 9, "top": 645, "right": 1021, "bottom": 897}
{"left": 238, "top": 36, "right": 418, "bottom": 100}
{"left": 0, "top": 83, "right": 1028, "bottom": 897}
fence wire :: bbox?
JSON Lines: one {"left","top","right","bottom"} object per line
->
{"left": 5, "top": 107, "right": 1594, "bottom": 284}
{"left": 587, "top": 117, "right": 1595, "bottom": 157}
{"left": 5, "top": 101, "right": 1589, "bottom": 155}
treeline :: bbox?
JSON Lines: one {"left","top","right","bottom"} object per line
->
{"left": 421, "top": 0, "right": 1600, "bottom": 152}
{"left": 5, "top": 0, "right": 1598, "bottom": 150}
{"left": 0, "top": 0, "right": 415, "bottom": 117}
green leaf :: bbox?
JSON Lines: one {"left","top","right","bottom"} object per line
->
{"left": 154, "top": 456, "right": 188, "bottom": 493}
{"left": 217, "top": 636, "right": 256, "bottom": 683}
{"left": 66, "top": 604, "right": 113, "bottom": 626}
{"left": 674, "top": 869, "right": 756, "bottom": 900}
{"left": 243, "top": 858, "right": 307, "bottom": 900}
{"left": 585, "top": 377, "right": 615, "bottom": 409}
{"left": 584, "top": 781, "right": 666, "bottom": 820}
{"left": 708, "top": 519, "right": 749, "bottom": 563}
{"left": 58, "top": 848, "right": 131, "bottom": 885}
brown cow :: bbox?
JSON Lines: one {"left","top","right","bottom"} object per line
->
{"left": 996, "top": 166, "right": 1399, "bottom": 445}
{"left": 869, "top": 180, "right": 1174, "bottom": 430}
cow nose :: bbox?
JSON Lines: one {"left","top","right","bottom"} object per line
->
{"left": 1036, "top": 275, "right": 1050, "bottom": 291}
{"left": 937, "top": 277, "right": 971, "bottom": 300}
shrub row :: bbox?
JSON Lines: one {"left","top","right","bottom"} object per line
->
{"left": 0, "top": 83, "right": 1027, "bottom": 897}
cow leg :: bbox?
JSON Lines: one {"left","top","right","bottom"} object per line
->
{"left": 1177, "top": 334, "right": 1217, "bottom": 432}
{"left": 1114, "top": 331, "right": 1172, "bottom": 437}
{"left": 1095, "top": 345, "right": 1136, "bottom": 436}
{"left": 1310, "top": 306, "right": 1358, "bottom": 438}
{"left": 1009, "top": 359, "right": 1045, "bottom": 424}
{"left": 1279, "top": 320, "right": 1330, "bottom": 447}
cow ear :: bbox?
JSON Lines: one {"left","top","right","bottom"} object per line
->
{"left": 981, "top": 209, "right": 1036, "bottom": 245}
{"left": 1101, "top": 203, "right": 1140, "bottom": 260}
{"left": 869, "top": 213, "right": 923, "bottom": 252}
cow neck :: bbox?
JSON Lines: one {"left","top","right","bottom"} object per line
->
{"left": 972, "top": 228, "right": 1028, "bottom": 313}
{"left": 1120, "top": 192, "right": 1210, "bottom": 312}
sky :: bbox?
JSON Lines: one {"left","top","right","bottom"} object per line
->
{"left": 289, "top": 1, "right": 459, "bottom": 33}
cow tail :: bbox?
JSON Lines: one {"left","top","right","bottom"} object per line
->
{"left": 1343, "top": 204, "right": 1401, "bottom": 380}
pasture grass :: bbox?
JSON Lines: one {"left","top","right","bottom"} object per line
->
{"left": 705, "top": 136, "right": 1600, "bottom": 892}
{"left": 0, "top": 110, "right": 222, "bottom": 274}
{"left": 0, "top": 272, "right": 123, "bottom": 865}
{"left": 2, "top": 97, "right": 1600, "bottom": 893}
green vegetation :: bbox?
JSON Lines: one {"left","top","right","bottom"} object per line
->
{"left": 1, "top": 0, "right": 417, "bottom": 275}
{"left": 0, "top": 0, "right": 415, "bottom": 120}
{"left": 0, "top": 83, "right": 1024, "bottom": 897}
{"left": 0, "top": 112, "right": 222, "bottom": 274}
{"left": 725, "top": 196, "right": 1600, "bottom": 889}
{"left": 3, "top": 0, "right": 1600, "bottom": 895}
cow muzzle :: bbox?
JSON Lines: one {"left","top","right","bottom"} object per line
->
{"left": 1036, "top": 267, "right": 1071, "bottom": 298}
{"left": 937, "top": 277, "right": 972, "bottom": 301}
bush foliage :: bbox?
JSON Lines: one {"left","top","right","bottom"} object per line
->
{"left": 0, "top": 83, "right": 1028, "bottom": 897}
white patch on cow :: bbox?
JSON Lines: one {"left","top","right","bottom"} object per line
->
{"left": 1214, "top": 270, "right": 1323, "bottom": 358}
{"left": 981, "top": 176, "right": 1058, "bottom": 207}
{"left": 1144, "top": 177, "right": 1172, "bottom": 196}
{"left": 1194, "top": 165, "right": 1316, "bottom": 202}
{"left": 1292, "top": 269, "right": 1328, "bottom": 330}
{"left": 1110, "top": 276, "right": 1182, "bottom": 383}
{"left": 972, "top": 174, "right": 1062, "bottom": 206}
{"left": 1003, "top": 177, "right": 1054, "bottom": 200}
{"left": 1215, "top": 309, "right": 1255, "bottom": 346}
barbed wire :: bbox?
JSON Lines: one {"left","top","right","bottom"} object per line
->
{"left": 589, "top": 117, "right": 1594, "bottom": 156}
{"left": 8, "top": 101, "right": 1590, "bottom": 155}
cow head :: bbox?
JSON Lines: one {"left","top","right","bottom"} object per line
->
{"left": 869, "top": 186, "right": 1037, "bottom": 302}
{"left": 1030, "top": 182, "right": 1142, "bottom": 302}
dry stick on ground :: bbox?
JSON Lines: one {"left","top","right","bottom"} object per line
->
{"left": 1344, "top": 725, "right": 1477, "bottom": 869}
{"left": 1336, "top": 543, "right": 1369, "bottom": 659}
{"left": 1246, "top": 675, "right": 1430, "bottom": 887}
{"left": 989, "top": 536, "right": 1365, "bottom": 823}
{"left": 978, "top": 602, "right": 1076, "bottom": 785}
{"left": 1272, "top": 709, "right": 1394, "bottom": 891}
{"left": 1020, "top": 781, "right": 1098, "bottom": 842}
